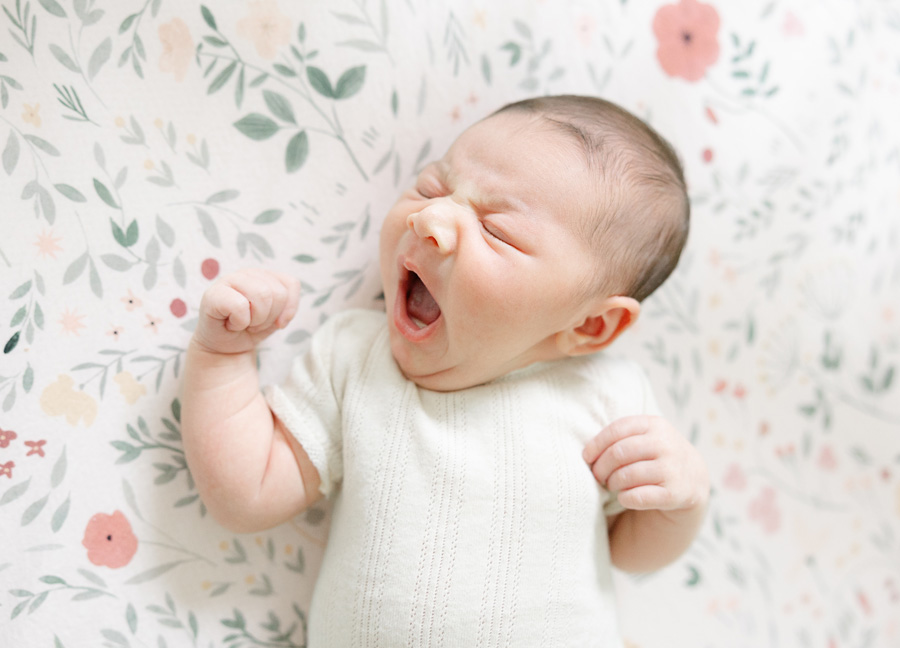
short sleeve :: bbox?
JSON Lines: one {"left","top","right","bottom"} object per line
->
{"left": 264, "top": 311, "right": 374, "bottom": 498}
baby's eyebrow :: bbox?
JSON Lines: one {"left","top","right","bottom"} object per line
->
{"left": 481, "top": 194, "right": 527, "bottom": 215}
{"left": 428, "top": 160, "right": 450, "bottom": 179}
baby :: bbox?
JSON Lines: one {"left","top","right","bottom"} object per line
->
{"left": 182, "top": 95, "right": 709, "bottom": 646}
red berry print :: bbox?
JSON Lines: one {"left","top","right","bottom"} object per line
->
{"left": 201, "top": 258, "right": 219, "bottom": 280}
{"left": 170, "top": 299, "right": 187, "bottom": 318}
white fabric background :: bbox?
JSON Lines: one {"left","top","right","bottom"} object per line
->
{"left": 1, "top": 1, "right": 898, "bottom": 646}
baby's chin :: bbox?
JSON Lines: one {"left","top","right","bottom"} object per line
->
{"left": 390, "top": 350, "right": 478, "bottom": 392}
{"left": 391, "top": 349, "right": 520, "bottom": 393}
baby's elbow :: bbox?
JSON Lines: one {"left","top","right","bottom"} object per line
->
{"left": 204, "top": 499, "right": 279, "bottom": 534}
{"left": 201, "top": 485, "right": 318, "bottom": 534}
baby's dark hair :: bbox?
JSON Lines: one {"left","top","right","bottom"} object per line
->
{"left": 494, "top": 95, "right": 690, "bottom": 302}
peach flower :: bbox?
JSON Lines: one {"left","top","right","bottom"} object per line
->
{"left": 114, "top": 371, "right": 146, "bottom": 404}
{"left": 34, "top": 229, "right": 63, "bottom": 259}
{"left": 82, "top": 510, "right": 138, "bottom": 568}
{"left": 58, "top": 306, "right": 86, "bottom": 336}
{"left": 158, "top": 17, "right": 193, "bottom": 82}
{"left": 652, "top": 0, "right": 720, "bottom": 82}
{"left": 40, "top": 374, "right": 97, "bottom": 427}
{"left": 237, "top": 0, "right": 291, "bottom": 60}
{"left": 22, "top": 103, "right": 41, "bottom": 127}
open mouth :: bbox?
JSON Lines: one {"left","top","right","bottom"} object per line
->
{"left": 405, "top": 271, "right": 441, "bottom": 330}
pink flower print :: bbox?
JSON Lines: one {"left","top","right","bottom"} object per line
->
{"left": 236, "top": 0, "right": 291, "bottom": 60}
{"left": 575, "top": 14, "right": 596, "bottom": 48}
{"left": 122, "top": 289, "right": 142, "bottom": 311}
{"left": 722, "top": 463, "right": 746, "bottom": 491}
{"left": 652, "top": 0, "right": 720, "bottom": 82}
{"left": 0, "top": 461, "right": 13, "bottom": 478}
{"left": 0, "top": 427, "right": 17, "bottom": 448}
{"left": 25, "top": 440, "right": 46, "bottom": 457}
{"left": 817, "top": 445, "right": 837, "bottom": 471}
{"left": 82, "top": 511, "right": 139, "bottom": 569}
{"left": 58, "top": 307, "right": 86, "bottom": 336}
{"left": 749, "top": 487, "right": 781, "bottom": 534}
{"left": 145, "top": 314, "right": 161, "bottom": 334}
{"left": 783, "top": 11, "right": 804, "bottom": 37}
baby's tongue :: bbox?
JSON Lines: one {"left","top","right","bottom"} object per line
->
{"left": 407, "top": 274, "right": 441, "bottom": 325}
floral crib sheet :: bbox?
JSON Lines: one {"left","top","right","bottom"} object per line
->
{"left": 1, "top": 1, "right": 899, "bottom": 646}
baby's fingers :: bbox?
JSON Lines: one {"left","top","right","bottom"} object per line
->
{"left": 224, "top": 270, "right": 286, "bottom": 333}
{"left": 200, "top": 282, "right": 251, "bottom": 331}
{"left": 589, "top": 435, "right": 656, "bottom": 487}
{"left": 582, "top": 415, "right": 652, "bottom": 465}
{"left": 616, "top": 485, "right": 671, "bottom": 511}
{"left": 605, "top": 459, "right": 663, "bottom": 494}
{"left": 270, "top": 272, "right": 301, "bottom": 329}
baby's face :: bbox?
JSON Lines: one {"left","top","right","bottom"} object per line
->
{"left": 379, "top": 111, "right": 601, "bottom": 391}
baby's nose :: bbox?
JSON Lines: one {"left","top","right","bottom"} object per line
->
{"left": 407, "top": 205, "right": 457, "bottom": 255}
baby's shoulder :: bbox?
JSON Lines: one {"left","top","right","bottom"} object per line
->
{"left": 568, "top": 351, "right": 646, "bottom": 383}
{"left": 581, "top": 352, "right": 659, "bottom": 417}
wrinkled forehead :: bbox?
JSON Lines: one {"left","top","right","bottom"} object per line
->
{"left": 441, "top": 112, "right": 598, "bottom": 215}
{"left": 449, "top": 111, "right": 590, "bottom": 166}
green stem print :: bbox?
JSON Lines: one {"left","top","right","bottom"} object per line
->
{"left": 168, "top": 191, "right": 282, "bottom": 263}
{"left": 3, "top": 0, "right": 37, "bottom": 59}
{"left": 0, "top": 113, "right": 67, "bottom": 224}
{"left": 220, "top": 606, "right": 308, "bottom": 648}
{"left": 117, "top": 0, "right": 162, "bottom": 79}
{"left": 333, "top": 0, "right": 394, "bottom": 65}
{"left": 112, "top": 403, "right": 207, "bottom": 517}
{"left": 53, "top": 83, "right": 97, "bottom": 125}
{"left": 197, "top": 8, "right": 369, "bottom": 179}
{"left": 4, "top": 271, "right": 46, "bottom": 359}
{"left": 703, "top": 33, "right": 803, "bottom": 152}
{"left": 10, "top": 574, "right": 116, "bottom": 620}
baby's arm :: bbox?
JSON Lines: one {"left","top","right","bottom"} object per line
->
{"left": 182, "top": 269, "right": 321, "bottom": 533}
{"left": 583, "top": 416, "right": 709, "bottom": 573}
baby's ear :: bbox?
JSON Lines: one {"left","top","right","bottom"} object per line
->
{"left": 555, "top": 296, "right": 640, "bottom": 357}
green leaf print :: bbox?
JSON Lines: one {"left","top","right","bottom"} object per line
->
{"left": 201, "top": 5, "right": 217, "bottom": 31}
{"left": 263, "top": 89, "right": 296, "bottom": 124}
{"left": 88, "top": 38, "right": 111, "bottom": 80}
{"left": 334, "top": 66, "right": 365, "bottom": 99}
{"left": 49, "top": 44, "right": 79, "bottom": 72}
{"left": 38, "top": 0, "right": 66, "bottom": 18}
{"left": 24, "top": 134, "right": 60, "bottom": 156}
{"left": 306, "top": 66, "right": 334, "bottom": 98}
{"left": 54, "top": 183, "right": 87, "bottom": 202}
{"left": 2, "top": 130, "right": 19, "bottom": 174}
{"left": 233, "top": 114, "right": 279, "bottom": 140}
{"left": 285, "top": 131, "right": 309, "bottom": 173}
{"left": 94, "top": 179, "right": 119, "bottom": 208}
{"left": 208, "top": 60, "right": 237, "bottom": 95}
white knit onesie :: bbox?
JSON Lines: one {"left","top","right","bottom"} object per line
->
{"left": 266, "top": 309, "right": 661, "bottom": 647}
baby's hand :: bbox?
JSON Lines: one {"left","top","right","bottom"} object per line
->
{"left": 583, "top": 415, "right": 709, "bottom": 513}
{"left": 193, "top": 268, "right": 301, "bottom": 355}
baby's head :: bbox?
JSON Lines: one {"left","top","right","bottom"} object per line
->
{"left": 379, "top": 95, "right": 689, "bottom": 392}
{"left": 493, "top": 95, "right": 690, "bottom": 303}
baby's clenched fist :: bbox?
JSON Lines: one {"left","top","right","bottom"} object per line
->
{"left": 193, "top": 268, "right": 301, "bottom": 355}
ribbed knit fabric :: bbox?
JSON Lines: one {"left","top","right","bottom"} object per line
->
{"left": 266, "top": 309, "right": 661, "bottom": 647}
